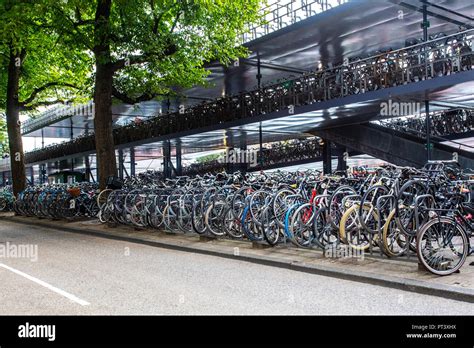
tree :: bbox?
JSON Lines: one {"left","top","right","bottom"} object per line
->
{"left": 0, "top": 114, "right": 7, "bottom": 157}
{"left": 0, "top": 0, "right": 91, "bottom": 195}
{"left": 49, "top": 0, "right": 263, "bottom": 188}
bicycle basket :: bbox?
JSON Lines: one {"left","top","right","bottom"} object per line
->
{"left": 67, "top": 187, "right": 81, "bottom": 197}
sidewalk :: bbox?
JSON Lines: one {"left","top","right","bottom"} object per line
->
{"left": 2, "top": 212, "right": 473, "bottom": 303}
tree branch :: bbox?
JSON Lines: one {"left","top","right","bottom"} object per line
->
{"left": 111, "top": 42, "right": 177, "bottom": 72}
{"left": 19, "top": 99, "right": 69, "bottom": 111}
{"left": 19, "top": 82, "right": 79, "bottom": 106}
{"left": 170, "top": 10, "right": 181, "bottom": 34}
{"left": 112, "top": 85, "right": 164, "bottom": 104}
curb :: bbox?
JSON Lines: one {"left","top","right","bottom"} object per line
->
{"left": 4, "top": 216, "right": 474, "bottom": 303}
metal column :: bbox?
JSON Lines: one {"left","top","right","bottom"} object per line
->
{"left": 322, "top": 140, "right": 332, "bottom": 174}
{"left": 256, "top": 51, "right": 262, "bottom": 89}
{"left": 85, "top": 155, "right": 91, "bottom": 182}
{"left": 422, "top": 3, "right": 431, "bottom": 161}
{"left": 40, "top": 164, "right": 46, "bottom": 184}
{"left": 130, "top": 147, "right": 136, "bottom": 177}
{"left": 30, "top": 166, "right": 34, "bottom": 185}
{"left": 259, "top": 123, "right": 263, "bottom": 168}
{"left": 425, "top": 101, "right": 431, "bottom": 161}
{"left": 163, "top": 141, "right": 172, "bottom": 179}
{"left": 239, "top": 131, "right": 248, "bottom": 174}
{"left": 337, "top": 146, "right": 348, "bottom": 173}
{"left": 175, "top": 141, "right": 182, "bottom": 176}
{"left": 118, "top": 149, "right": 124, "bottom": 180}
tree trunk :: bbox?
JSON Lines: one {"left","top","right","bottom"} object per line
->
{"left": 93, "top": 62, "right": 116, "bottom": 189}
{"left": 93, "top": 0, "right": 117, "bottom": 190}
{"left": 6, "top": 48, "right": 26, "bottom": 196}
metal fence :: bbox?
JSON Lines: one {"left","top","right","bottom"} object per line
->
{"left": 241, "top": 0, "right": 348, "bottom": 43}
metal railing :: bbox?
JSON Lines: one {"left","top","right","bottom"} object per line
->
{"left": 376, "top": 109, "right": 474, "bottom": 139}
{"left": 21, "top": 101, "right": 94, "bottom": 135}
{"left": 183, "top": 137, "right": 323, "bottom": 175}
{"left": 242, "top": 0, "right": 348, "bottom": 43}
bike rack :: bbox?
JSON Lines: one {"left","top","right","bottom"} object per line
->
{"left": 414, "top": 194, "right": 436, "bottom": 234}
{"left": 341, "top": 194, "right": 361, "bottom": 209}
{"left": 375, "top": 194, "right": 397, "bottom": 257}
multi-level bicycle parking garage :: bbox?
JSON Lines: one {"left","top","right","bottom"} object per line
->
{"left": 1, "top": 0, "right": 474, "bottom": 293}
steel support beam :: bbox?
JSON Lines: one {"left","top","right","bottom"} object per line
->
{"left": 118, "top": 149, "right": 124, "bottom": 180}
{"left": 422, "top": 3, "right": 431, "bottom": 161}
{"left": 130, "top": 147, "right": 136, "bottom": 177}
{"left": 29, "top": 166, "right": 34, "bottom": 185}
{"left": 40, "top": 164, "right": 45, "bottom": 184}
{"left": 322, "top": 140, "right": 332, "bottom": 174}
{"left": 239, "top": 131, "right": 248, "bottom": 174}
{"left": 241, "top": 58, "right": 308, "bottom": 74}
{"left": 85, "top": 155, "right": 91, "bottom": 182}
{"left": 176, "top": 141, "right": 182, "bottom": 176}
{"left": 163, "top": 141, "right": 172, "bottom": 179}
{"left": 259, "top": 123, "right": 263, "bottom": 168}
{"left": 336, "top": 145, "right": 348, "bottom": 173}
{"left": 425, "top": 100, "right": 431, "bottom": 161}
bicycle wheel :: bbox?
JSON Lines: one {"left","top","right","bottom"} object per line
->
{"left": 241, "top": 206, "right": 262, "bottom": 241}
{"left": 289, "top": 203, "right": 315, "bottom": 248}
{"left": 97, "top": 189, "right": 113, "bottom": 210}
{"left": 223, "top": 206, "right": 244, "bottom": 239}
{"left": 0, "top": 197, "right": 7, "bottom": 211}
{"left": 381, "top": 209, "right": 409, "bottom": 257}
{"left": 328, "top": 185, "right": 357, "bottom": 230}
{"left": 339, "top": 204, "right": 377, "bottom": 251}
{"left": 260, "top": 205, "right": 281, "bottom": 246}
{"left": 395, "top": 180, "right": 429, "bottom": 236}
{"left": 313, "top": 206, "right": 338, "bottom": 249}
{"left": 359, "top": 185, "right": 390, "bottom": 234}
{"left": 272, "top": 188, "right": 296, "bottom": 227}
{"left": 204, "top": 202, "right": 227, "bottom": 237}
{"left": 416, "top": 216, "right": 469, "bottom": 275}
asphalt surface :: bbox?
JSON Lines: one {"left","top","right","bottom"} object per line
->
{"left": 0, "top": 220, "right": 473, "bottom": 315}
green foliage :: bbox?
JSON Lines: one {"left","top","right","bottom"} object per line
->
{"left": 0, "top": 114, "right": 7, "bottom": 155}
{"left": 47, "top": 0, "right": 265, "bottom": 102}
{"left": 0, "top": 0, "right": 93, "bottom": 113}
{"left": 196, "top": 152, "right": 222, "bottom": 163}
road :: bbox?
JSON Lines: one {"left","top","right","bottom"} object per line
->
{"left": 0, "top": 220, "right": 472, "bottom": 315}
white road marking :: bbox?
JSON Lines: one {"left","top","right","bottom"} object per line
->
{"left": 0, "top": 263, "right": 90, "bottom": 306}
